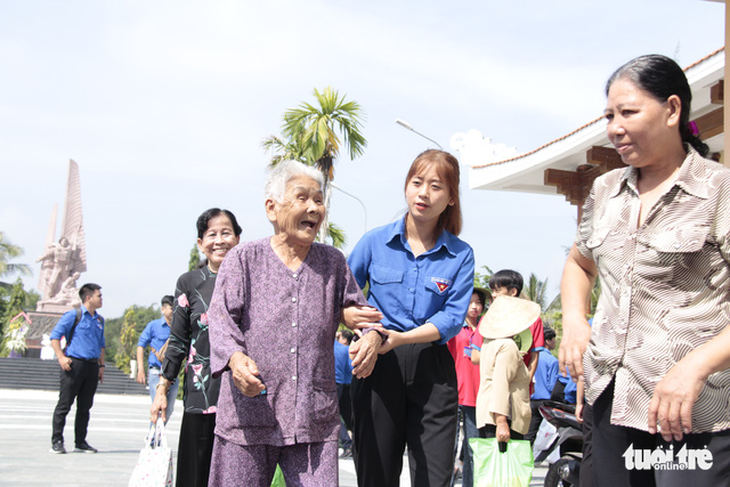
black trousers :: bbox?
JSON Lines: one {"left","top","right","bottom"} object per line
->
{"left": 351, "top": 342, "right": 458, "bottom": 487}
{"left": 592, "top": 380, "right": 730, "bottom": 487}
{"left": 581, "top": 402, "right": 594, "bottom": 487}
{"left": 526, "top": 399, "right": 549, "bottom": 444}
{"left": 176, "top": 412, "right": 216, "bottom": 487}
{"left": 51, "top": 358, "right": 99, "bottom": 445}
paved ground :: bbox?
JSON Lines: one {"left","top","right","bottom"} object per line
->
{"left": 0, "top": 389, "right": 547, "bottom": 486}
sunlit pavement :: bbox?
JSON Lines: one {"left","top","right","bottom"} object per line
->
{"left": 0, "top": 389, "right": 545, "bottom": 486}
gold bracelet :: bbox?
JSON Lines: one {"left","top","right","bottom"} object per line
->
{"left": 155, "top": 383, "right": 169, "bottom": 393}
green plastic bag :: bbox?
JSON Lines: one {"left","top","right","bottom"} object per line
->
{"left": 270, "top": 464, "right": 285, "bottom": 487}
{"left": 470, "top": 437, "right": 533, "bottom": 487}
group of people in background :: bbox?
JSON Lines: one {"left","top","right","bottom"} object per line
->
{"left": 47, "top": 52, "right": 730, "bottom": 487}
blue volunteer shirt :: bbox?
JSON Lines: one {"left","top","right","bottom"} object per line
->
{"left": 334, "top": 340, "right": 353, "bottom": 385}
{"left": 50, "top": 305, "right": 105, "bottom": 360}
{"left": 557, "top": 369, "right": 578, "bottom": 404}
{"left": 347, "top": 217, "right": 475, "bottom": 344}
{"left": 137, "top": 317, "right": 172, "bottom": 368}
{"left": 531, "top": 347, "right": 559, "bottom": 400}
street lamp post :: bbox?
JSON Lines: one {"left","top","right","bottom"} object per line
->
{"left": 395, "top": 119, "right": 444, "bottom": 150}
{"left": 331, "top": 183, "right": 368, "bottom": 235}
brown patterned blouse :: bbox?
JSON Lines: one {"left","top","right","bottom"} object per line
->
{"left": 576, "top": 148, "right": 730, "bottom": 433}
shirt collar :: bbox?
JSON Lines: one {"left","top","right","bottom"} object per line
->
{"left": 386, "top": 215, "right": 457, "bottom": 257}
{"left": 610, "top": 147, "right": 709, "bottom": 200}
{"left": 80, "top": 305, "right": 95, "bottom": 318}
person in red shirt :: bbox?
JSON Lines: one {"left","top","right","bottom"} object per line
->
{"left": 447, "top": 287, "right": 490, "bottom": 487}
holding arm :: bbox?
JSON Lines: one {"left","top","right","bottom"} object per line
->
{"left": 558, "top": 244, "right": 596, "bottom": 381}
{"left": 151, "top": 277, "right": 190, "bottom": 423}
{"left": 98, "top": 348, "right": 105, "bottom": 383}
{"left": 207, "top": 248, "right": 265, "bottom": 397}
{"left": 136, "top": 322, "right": 153, "bottom": 384}
{"left": 49, "top": 311, "right": 74, "bottom": 371}
{"left": 136, "top": 347, "right": 146, "bottom": 384}
{"left": 648, "top": 327, "right": 730, "bottom": 441}
{"left": 488, "top": 342, "right": 520, "bottom": 443}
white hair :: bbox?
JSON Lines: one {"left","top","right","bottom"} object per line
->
{"left": 264, "top": 160, "right": 324, "bottom": 203}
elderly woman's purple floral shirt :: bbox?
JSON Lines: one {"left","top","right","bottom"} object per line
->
{"left": 209, "top": 238, "right": 368, "bottom": 446}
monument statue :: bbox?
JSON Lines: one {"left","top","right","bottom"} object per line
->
{"left": 36, "top": 160, "right": 87, "bottom": 313}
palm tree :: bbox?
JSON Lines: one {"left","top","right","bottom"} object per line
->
{"left": 263, "top": 87, "right": 367, "bottom": 244}
{"left": 522, "top": 273, "right": 548, "bottom": 311}
{"left": 0, "top": 232, "right": 31, "bottom": 280}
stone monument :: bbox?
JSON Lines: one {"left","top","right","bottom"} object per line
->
{"left": 36, "top": 160, "right": 87, "bottom": 312}
{"left": 25, "top": 160, "right": 88, "bottom": 356}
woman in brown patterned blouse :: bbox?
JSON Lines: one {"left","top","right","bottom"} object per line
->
{"left": 560, "top": 55, "right": 730, "bottom": 486}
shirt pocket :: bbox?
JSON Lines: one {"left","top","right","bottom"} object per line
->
{"left": 647, "top": 226, "right": 708, "bottom": 254}
{"left": 369, "top": 264, "right": 405, "bottom": 312}
{"left": 416, "top": 276, "right": 450, "bottom": 322}
{"left": 585, "top": 226, "right": 611, "bottom": 252}
{"left": 370, "top": 264, "right": 404, "bottom": 285}
{"left": 311, "top": 379, "right": 338, "bottom": 425}
{"left": 239, "top": 378, "right": 278, "bottom": 427}
{"left": 641, "top": 225, "right": 710, "bottom": 283}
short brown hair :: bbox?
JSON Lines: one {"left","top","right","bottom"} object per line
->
{"left": 404, "top": 149, "right": 462, "bottom": 236}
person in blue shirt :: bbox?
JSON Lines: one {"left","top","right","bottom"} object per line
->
{"left": 335, "top": 330, "right": 355, "bottom": 458}
{"left": 526, "top": 328, "right": 559, "bottom": 443}
{"left": 49, "top": 283, "right": 105, "bottom": 454}
{"left": 347, "top": 149, "right": 475, "bottom": 487}
{"left": 136, "top": 295, "right": 178, "bottom": 423}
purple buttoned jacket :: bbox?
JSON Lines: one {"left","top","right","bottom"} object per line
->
{"left": 209, "top": 238, "right": 368, "bottom": 446}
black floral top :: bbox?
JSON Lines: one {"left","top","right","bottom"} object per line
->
{"left": 162, "top": 266, "right": 220, "bottom": 414}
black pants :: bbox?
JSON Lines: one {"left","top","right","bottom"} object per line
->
{"left": 592, "top": 380, "right": 730, "bottom": 486}
{"left": 338, "top": 383, "right": 353, "bottom": 449}
{"left": 176, "top": 412, "right": 216, "bottom": 487}
{"left": 51, "top": 358, "right": 99, "bottom": 445}
{"left": 351, "top": 342, "right": 458, "bottom": 487}
{"left": 338, "top": 383, "right": 353, "bottom": 431}
{"left": 526, "top": 399, "right": 549, "bottom": 444}
{"left": 581, "top": 402, "right": 594, "bottom": 487}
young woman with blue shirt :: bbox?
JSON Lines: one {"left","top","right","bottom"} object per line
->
{"left": 347, "top": 149, "right": 475, "bottom": 487}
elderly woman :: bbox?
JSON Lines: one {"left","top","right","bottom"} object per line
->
{"left": 561, "top": 54, "right": 730, "bottom": 486}
{"left": 151, "top": 208, "right": 242, "bottom": 487}
{"left": 207, "top": 160, "right": 379, "bottom": 486}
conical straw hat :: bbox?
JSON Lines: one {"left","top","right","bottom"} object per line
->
{"left": 478, "top": 295, "right": 541, "bottom": 339}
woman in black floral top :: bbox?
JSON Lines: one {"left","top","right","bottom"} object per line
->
{"left": 151, "top": 208, "right": 241, "bottom": 487}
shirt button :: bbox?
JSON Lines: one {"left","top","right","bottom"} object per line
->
{"left": 292, "top": 322, "right": 297, "bottom": 327}
{"left": 292, "top": 297, "right": 297, "bottom": 303}
{"left": 292, "top": 375, "right": 297, "bottom": 381}
{"left": 293, "top": 273, "right": 298, "bottom": 280}
{"left": 290, "top": 347, "right": 296, "bottom": 353}
{"left": 409, "top": 287, "right": 414, "bottom": 293}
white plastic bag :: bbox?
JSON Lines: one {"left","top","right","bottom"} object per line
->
{"left": 532, "top": 418, "right": 560, "bottom": 464}
{"left": 129, "top": 422, "right": 173, "bottom": 487}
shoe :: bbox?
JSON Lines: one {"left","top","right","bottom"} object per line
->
{"left": 74, "top": 442, "right": 98, "bottom": 453}
{"left": 50, "top": 440, "right": 66, "bottom": 454}
{"left": 339, "top": 447, "right": 353, "bottom": 458}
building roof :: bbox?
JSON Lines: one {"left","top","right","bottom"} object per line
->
{"left": 456, "top": 48, "right": 725, "bottom": 194}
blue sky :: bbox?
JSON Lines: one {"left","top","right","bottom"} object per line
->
{"left": 1, "top": 0, "right": 725, "bottom": 317}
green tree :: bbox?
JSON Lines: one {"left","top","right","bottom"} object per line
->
{"left": 108, "top": 304, "right": 158, "bottom": 372}
{"left": 0, "top": 279, "right": 28, "bottom": 346}
{"left": 0, "top": 232, "right": 31, "bottom": 279}
{"left": 188, "top": 243, "right": 200, "bottom": 271}
{"left": 473, "top": 265, "right": 494, "bottom": 289}
{"left": 263, "top": 87, "right": 367, "bottom": 245}
{"left": 522, "top": 273, "right": 548, "bottom": 310}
